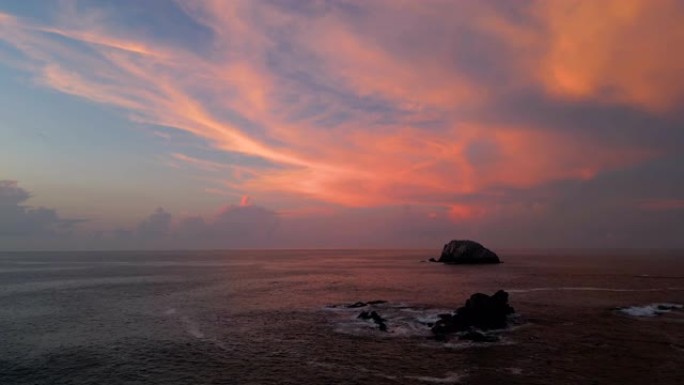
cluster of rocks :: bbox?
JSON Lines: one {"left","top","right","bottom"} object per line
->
{"left": 431, "top": 290, "right": 515, "bottom": 341}
{"left": 346, "top": 240, "right": 512, "bottom": 340}
{"left": 346, "top": 290, "right": 515, "bottom": 341}
{"left": 326, "top": 300, "right": 391, "bottom": 332}
{"left": 429, "top": 240, "right": 500, "bottom": 264}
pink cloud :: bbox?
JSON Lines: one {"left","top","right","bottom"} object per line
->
{"left": 239, "top": 195, "right": 252, "bottom": 207}
{"left": 484, "top": 0, "right": 684, "bottom": 112}
{"left": 0, "top": 1, "right": 667, "bottom": 223}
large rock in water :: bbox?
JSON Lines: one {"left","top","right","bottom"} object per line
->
{"left": 431, "top": 290, "right": 515, "bottom": 340}
{"left": 437, "top": 240, "right": 500, "bottom": 264}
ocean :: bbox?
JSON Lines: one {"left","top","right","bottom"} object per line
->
{"left": 0, "top": 249, "right": 682, "bottom": 384}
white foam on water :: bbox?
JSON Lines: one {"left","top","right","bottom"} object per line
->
{"left": 333, "top": 320, "right": 384, "bottom": 337}
{"left": 405, "top": 372, "right": 463, "bottom": 383}
{"left": 178, "top": 315, "right": 205, "bottom": 338}
{"left": 170, "top": 312, "right": 232, "bottom": 350}
{"left": 618, "top": 303, "right": 683, "bottom": 317}
{"left": 325, "top": 302, "right": 453, "bottom": 338}
{"left": 325, "top": 301, "right": 520, "bottom": 351}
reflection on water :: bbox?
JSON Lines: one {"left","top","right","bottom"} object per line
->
{"left": 0, "top": 250, "right": 682, "bottom": 384}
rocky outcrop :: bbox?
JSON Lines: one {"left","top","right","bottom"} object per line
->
{"left": 326, "top": 293, "right": 516, "bottom": 340}
{"left": 431, "top": 290, "right": 515, "bottom": 341}
{"left": 436, "top": 240, "right": 500, "bottom": 264}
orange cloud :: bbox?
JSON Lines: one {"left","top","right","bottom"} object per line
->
{"left": 487, "top": 0, "right": 684, "bottom": 112}
{"left": 0, "top": 2, "right": 660, "bottom": 223}
{"left": 235, "top": 122, "right": 651, "bottom": 214}
{"left": 239, "top": 195, "right": 252, "bottom": 207}
{"left": 448, "top": 204, "right": 487, "bottom": 222}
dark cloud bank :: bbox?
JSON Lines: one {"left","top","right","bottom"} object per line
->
{"left": 1, "top": 178, "right": 683, "bottom": 251}
{"left": 0, "top": 180, "right": 82, "bottom": 238}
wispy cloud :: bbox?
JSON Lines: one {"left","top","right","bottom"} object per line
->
{"left": 0, "top": 0, "right": 676, "bottom": 224}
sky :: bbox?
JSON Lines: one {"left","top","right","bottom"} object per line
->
{"left": 1, "top": 0, "right": 683, "bottom": 250}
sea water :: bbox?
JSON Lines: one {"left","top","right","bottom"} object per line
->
{"left": 0, "top": 249, "right": 682, "bottom": 384}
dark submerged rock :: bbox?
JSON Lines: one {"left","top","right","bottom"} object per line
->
{"left": 376, "top": 321, "right": 388, "bottom": 332}
{"left": 358, "top": 310, "right": 388, "bottom": 331}
{"left": 334, "top": 299, "right": 390, "bottom": 309}
{"left": 366, "top": 300, "right": 388, "bottom": 305}
{"left": 431, "top": 290, "right": 515, "bottom": 341}
{"left": 437, "top": 240, "right": 500, "bottom": 264}
{"left": 357, "top": 311, "right": 372, "bottom": 320}
{"left": 657, "top": 304, "right": 680, "bottom": 311}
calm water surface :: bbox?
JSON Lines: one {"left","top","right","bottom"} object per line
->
{"left": 0, "top": 250, "right": 682, "bottom": 384}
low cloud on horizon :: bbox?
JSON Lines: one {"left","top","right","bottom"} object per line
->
{"left": 2, "top": 178, "right": 683, "bottom": 251}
